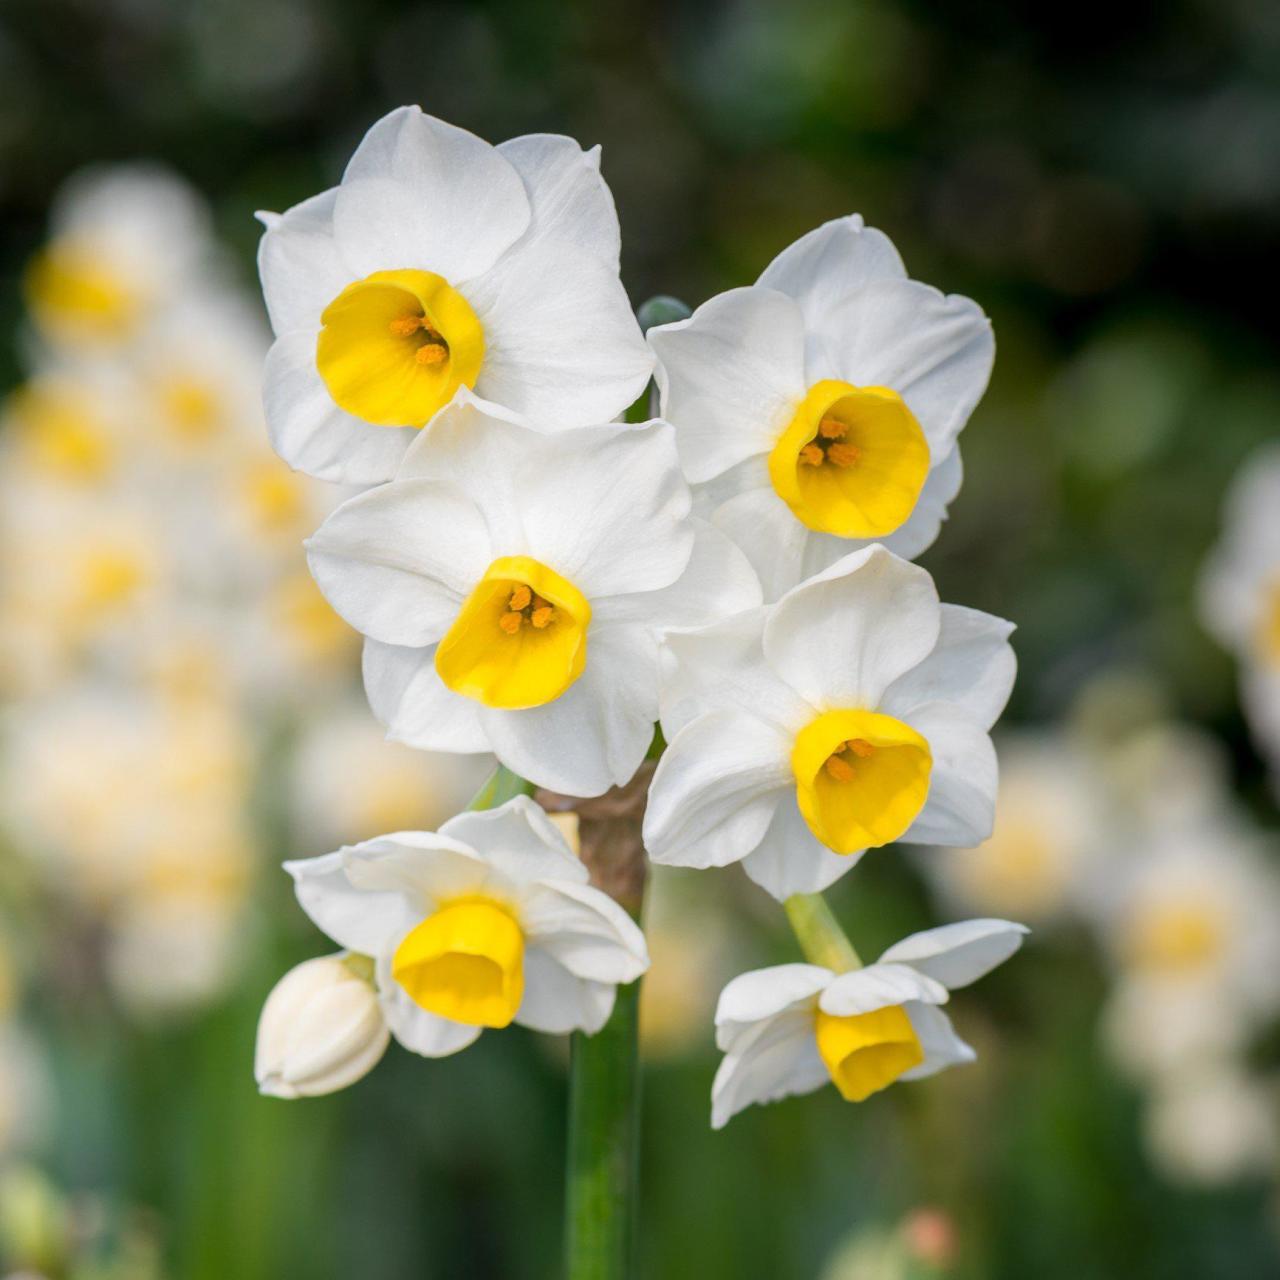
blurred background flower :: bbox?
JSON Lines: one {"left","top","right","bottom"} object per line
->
{"left": 2, "top": 0, "right": 1280, "bottom": 1276}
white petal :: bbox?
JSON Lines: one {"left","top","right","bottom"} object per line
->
{"left": 306, "top": 479, "right": 490, "bottom": 648}
{"left": 256, "top": 187, "right": 351, "bottom": 335}
{"left": 755, "top": 215, "right": 906, "bottom": 329}
{"left": 362, "top": 638, "right": 491, "bottom": 754}
{"left": 658, "top": 608, "right": 812, "bottom": 740}
{"left": 648, "top": 287, "right": 806, "bottom": 483}
{"left": 375, "top": 952, "right": 483, "bottom": 1058}
{"left": 595, "top": 518, "right": 762, "bottom": 629}
{"left": 709, "top": 482, "right": 814, "bottom": 606}
{"left": 818, "top": 963, "right": 949, "bottom": 1016}
{"left": 714, "top": 963, "right": 833, "bottom": 1045}
{"left": 518, "top": 882, "right": 648, "bottom": 983}
{"left": 739, "top": 796, "right": 861, "bottom": 900}
{"left": 497, "top": 135, "right": 621, "bottom": 266}
{"left": 643, "top": 711, "right": 792, "bottom": 870}
{"left": 881, "top": 604, "right": 1016, "bottom": 730}
{"left": 440, "top": 795, "right": 588, "bottom": 885}
{"left": 901, "top": 702, "right": 999, "bottom": 847}
{"left": 477, "top": 624, "right": 659, "bottom": 797}
{"left": 711, "top": 1011, "right": 828, "bottom": 1129}
{"left": 333, "top": 106, "right": 529, "bottom": 282}
{"left": 406, "top": 413, "right": 693, "bottom": 600}
{"left": 900, "top": 1003, "right": 976, "bottom": 1079}
{"left": 762, "top": 545, "right": 941, "bottom": 710}
{"left": 263, "top": 331, "right": 418, "bottom": 484}
{"left": 878, "top": 918, "right": 1028, "bottom": 989}
{"left": 811, "top": 278, "right": 993, "bottom": 456}
{"left": 340, "top": 832, "right": 493, "bottom": 907}
{"left": 464, "top": 238, "right": 653, "bottom": 427}
{"left": 284, "top": 849, "right": 419, "bottom": 955}
{"left": 516, "top": 948, "right": 617, "bottom": 1034}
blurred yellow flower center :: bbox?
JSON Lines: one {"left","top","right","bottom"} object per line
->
{"left": 392, "top": 898, "right": 525, "bottom": 1028}
{"left": 1256, "top": 584, "right": 1280, "bottom": 667}
{"left": 157, "top": 375, "right": 221, "bottom": 440}
{"left": 1127, "top": 899, "right": 1225, "bottom": 975}
{"left": 768, "top": 380, "right": 930, "bottom": 538}
{"left": 316, "top": 268, "right": 483, "bottom": 427}
{"left": 24, "top": 239, "right": 142, "bottom": 342}
{"left": 963, "top": 817, "right": 1063, "bottom": 917}
{"left": 815, "top": 1004, "right": 924, "bottom": 1102}
{"left": 8, "top": 383, "right": 113, "bottom": 480}
{"left": 435, "top": 556, "right": 591, "bottom": 710}
{"left": 79, "top": 548, "right": 146, "bottom": 611}
{"left": 274, "top": 572, "right": 359, "bottom": 669}
{"left": 792, "top": 709, "right": 932, "bottom": 854}
{"left": 243, "top": 460, "right": 308, "bottom": 535}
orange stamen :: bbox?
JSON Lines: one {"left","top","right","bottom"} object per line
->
{"left": 498, "top": 612, "right": 522, "bottom": 635}
{"left": 530, "top": 606, "right": 556, "bottom": 629}
{"left": 415, "top": 343, "right": 448, "bottom": 366}
{"left": 388, "top": 314, "right": 424, "bottom": 337}
{"left": 818, "top": 416, "right": 846, "bottom": 440}
{"left": 798, "top": 443, "right": 824, "bottom": 467}
{"left": 824, "top": 754, "right": 857, "bottom": 782}
{"left": 846, "top": 739, "right": 874, "bottom": 758}
{"left": 509, "top": 584, "right": 532, "bottom": 611}
{"left": 827, "top": 442, "right": 862, "bottom": 468}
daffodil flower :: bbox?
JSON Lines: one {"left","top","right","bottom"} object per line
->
{"left": 305, "top": 403, "right": 760, "bottom": 797}
{"left": 257, "top": 106, "right": 653, "bottom": 485}
{"left": 284, "top": 797, "right": 649, "bottom": 1055}
{"left": 644, "top": 544, "right": 1014, "bottom": 899}
{"left": 648, "top": 215, "right": 992, "bottom": 600}
{"left": 710, "top": 919, "right": 1026, "bottom": 1128}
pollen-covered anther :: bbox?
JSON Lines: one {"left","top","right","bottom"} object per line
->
{"left": 818, "top": 416, "right": 847, "bottom": 440}
{"left": 827, "top": 442, "right": 862, "bottom": 468}
{"left": 498, "top": 611, "right": 523, "bottom": 635}
{"left": 799, "top": 443, "right": 825, "bottom": 467}
{"left": 530, "top": 605, "right": 556, "bottom": 629}
{"left": 845, "top": 738, "right": 874, "bottom": 759}
{"left": 388, "top": 313, "right": 425, "bottom": 337}
{"left": 509, "top": 585, "right": 532, "bottom": 611}
{"left": 415, "top": 342, "right": 448, "bottom": 366}
{"left": 824, "top": 754, "right": 857, "bottom": 782}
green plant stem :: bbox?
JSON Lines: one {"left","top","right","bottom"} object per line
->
{"left": 465, "top": 763, "right": 535, "bottom": 811}
{"left": 784, "top": 893, "right": 862, "bottom": 973}
{"left": 564, "top": 976, "right": 642, "bottom": 1280}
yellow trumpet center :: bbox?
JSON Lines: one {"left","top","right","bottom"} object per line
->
{"left": 1127, "top": 899, "right": 1225, "bottom": 975}
{"left": 315, "top": 268, "right": 484, "bottom": 428}
{"left": 392, "top": 898, "right": 525, "bottom": 1028}
{"left": 815, "top": 1004, "right": 925, "bottom": 1102}
{"left": 435, "top": 556, "right": 591, "bottom": 710}
{"left": 791, "top": 709, "right": 932, "bottom": 854}
{"left": 768, "top": 380, "right": 930, "bottom": 538}
{"left": 24, "top": 239, "right": 142, "bottom": 343}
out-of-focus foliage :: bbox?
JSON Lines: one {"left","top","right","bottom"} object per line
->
{"left": 2, "top": 1, "right": 1279, "bottom": 1277}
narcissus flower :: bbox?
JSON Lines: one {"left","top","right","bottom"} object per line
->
{"left": 255, "top": 954, "right": 390, "bottom": 1099}
{"left": 306, "top": 405, "right": 760, "bottom": 796}
{"left": 257, "top": 105, "right": 653, "bottom": 484}
{"left": 711, "top": 919, "right": 1026, "bottom": 1127}
{"left": 644, "top": 544, "right": 1013, "bottom": 899}
{"left": 648, "top": 215, "right": 992, "bottom": 599}
{"left": 285, "top": 796, "right": 649, "bottom": 1055}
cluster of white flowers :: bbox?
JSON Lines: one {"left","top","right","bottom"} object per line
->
{"left": 919, "top": 707, "right": 1280, "bottom": 1187}
{"left": 254, "top": 105, "right": 1025, "bottom": 1123}
{"left": 0, "top": 165, "right": 488, "bottom": 1016}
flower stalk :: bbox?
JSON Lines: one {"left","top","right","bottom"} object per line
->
{"left": 784, "top": 893, "right": 862, "bottom": 973}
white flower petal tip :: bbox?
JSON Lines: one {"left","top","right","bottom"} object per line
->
{"left": 308, "top": 412, "right": 741, "bottom": 797}
{"left": 708, "top": 916, "right": 1021, "bottom": 1125}
{"left": 650, "top": 214, "right": 990, "bottom": 598}
{"left": 646, "top": 545, "right": 1012, "bottom": 899}
{"left": 257, "top": 106, "right": 646, "bottom": 483}
{"left": 282, "top": 798, "right": 648, "bottom": 1055}
{"left": 254, "top": 955, "right": 390, "bottom": 1099}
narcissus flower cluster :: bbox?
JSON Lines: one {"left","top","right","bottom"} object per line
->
{"left": 253, "top": 105, "right": 1022, "bottom": 1126}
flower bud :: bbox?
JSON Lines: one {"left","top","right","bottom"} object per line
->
{"left": 255, "top": 954, "right": 388, "bottom": 1099}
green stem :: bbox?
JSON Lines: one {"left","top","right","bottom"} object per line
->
{"left": 784, "top": 893, "right": 862, "bottom": 973}
{"left": 564, "top": 977, "right": 642, "bottom": 1280}
{"left": 466, "top": 763, "right": 535, "bottom": 811}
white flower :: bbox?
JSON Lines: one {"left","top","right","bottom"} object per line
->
{"left": 284, "top": 796, "right": 649, "bottom": 1055}
{"left": 648, "top": 215, "right": 992, "bottom": 600}
{"left": 1199, "top": 444, "right": 1280, "bottom": 773}
{"left": 710, "top": 919, "right": 1026, "bottom": 1128}
{"left": 921, "top": 730, "right": 1105, "bottom": 926}
{"left": 255, "top": 954, "right": 391, "bottom": 1099}
{"left": 24, "top": 164, "right": 214, "bottom": 348}
{"left": 644, "top": 544, "right": 1014, "bottom": 899}
{"left": 306, "top": 405, "right": 760, "bottom": 796}
{"left": 257, "top": 105, "right": 654, "bottom": 484}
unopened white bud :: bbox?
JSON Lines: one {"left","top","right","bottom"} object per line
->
{"left": 255, "top": 954, "right": 389, "bottom": 1099}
